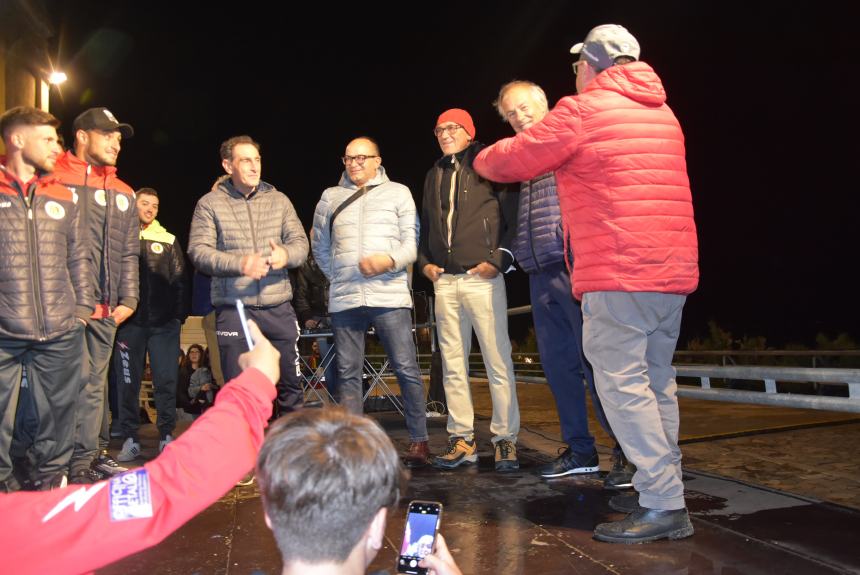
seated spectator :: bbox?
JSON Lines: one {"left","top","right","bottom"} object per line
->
{"left": 178, "top": 344, "right": 217, "bottom": 417}
{"left": 257, "top": 407, "right": 462, "bottom": 575}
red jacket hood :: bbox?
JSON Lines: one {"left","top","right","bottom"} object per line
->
{"left": 583, "top": 61, "right": 667, "bottom": 107}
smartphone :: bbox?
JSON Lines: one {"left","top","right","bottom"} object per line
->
{"left": 235, "top": 299, "right": 255, "bottom": 350}
{"left": 396, "top": 500, "right": 443, "bottom": 575}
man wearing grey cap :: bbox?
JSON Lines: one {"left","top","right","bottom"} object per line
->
{"left": 475, "top": 24, "right": 699, "bottom": 543}
{"left": 53, "top": 107, "right": 140, "bottom": 484}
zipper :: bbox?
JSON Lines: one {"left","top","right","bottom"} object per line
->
{"left": 22, "top": 181, "right": 48, "bottom": 339}
{"left": 244, "top": 195, "right": 261, "bottom": 306}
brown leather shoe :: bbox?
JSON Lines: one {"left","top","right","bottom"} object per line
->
{"left": 403, "top": 441, "right": 429, "bottom": 468}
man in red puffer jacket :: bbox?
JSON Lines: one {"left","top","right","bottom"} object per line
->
{"left": 475, "top": 24, "right": 698, "bottom": 544}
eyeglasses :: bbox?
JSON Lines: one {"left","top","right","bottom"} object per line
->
{"left": 572, "top": 59, "right": 586, "bottom": 75}
{"left": 433, "top": 125, "right": 463, "bottom": 137}
{"left": 341, "top": 155, "right": 379, "bottom": 165}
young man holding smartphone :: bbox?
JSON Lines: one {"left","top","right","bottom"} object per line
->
{"left": 257, "top": 407, "right": 462, "bottom": 575}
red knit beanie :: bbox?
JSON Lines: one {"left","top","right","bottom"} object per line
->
{"left": 436, "top": 108, "right": 475, "bottom": 140}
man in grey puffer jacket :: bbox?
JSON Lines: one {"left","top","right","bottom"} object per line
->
{"left": 189, "top": 135, "right": 308, "bottom": 416}
{"left": 311, "top": 137, "right": 429, "bottom": 467}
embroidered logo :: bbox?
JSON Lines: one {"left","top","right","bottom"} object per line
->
{"left": 45, "top": 201, "right": 65, "bottom": 220}
{"left": 109, "top": 468, "right": 153, "bottom": 522}
{"left": 116, "top": 194, "right": 130, "bottom": 212}
{"left": 94, "top": 189, "right": 107, "bottom": 206}
{"left": 150, "top": 242, "right": 164, "bottom": 254}
{"left": 103, "top": 109, "right": 120, "bottom": 123}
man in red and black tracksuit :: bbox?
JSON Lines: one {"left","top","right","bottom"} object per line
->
{"left": 0, "top": 107, "right": 93, "bottom": 492}
{"left": 53, "top": 107, "right": 140, "bottom": 484}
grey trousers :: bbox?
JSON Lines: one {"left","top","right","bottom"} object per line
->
{"left": 582, "top": 291, "right": 687, "bottom": 511}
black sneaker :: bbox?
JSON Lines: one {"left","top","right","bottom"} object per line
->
{"left": 92, "top": 450, "right": 127, "bottom": 477}
{"left": 31, "top": 472, "right": 69, "bottom": 491}
{"left": 0, "top": 476, "right": 22, "bottom": 493}
{"left": 538, "top": 448, "right": 599, "bottom": 478}
{"left": 70, "top": 467, "right": 104, "bottom": 484}
{"left": 604, "top": 451, "right": 636, "bottom": 489}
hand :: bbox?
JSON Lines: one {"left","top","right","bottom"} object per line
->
{"left": 266, "top": 239, "right": 289, "bottom": 270}
{"left": 419, "top": 534, "right": 463, "bottom": 575}
{"left": 305, "top": 319, "right": 319, "bottom": 329}
{"left": 237, "top": 320, "right": 280, "bottom": 385}
{"left": 240, "top": 253, "right": 270, "bottom": 279}
{"left": 422, "top": 264, "right": 445, "bottom": 282}
{"left": 358, "top": 254, "right": 394, "bottom": 277}
{"left": 466, "top": 261, "right": 499, "bottom": 279}
{"left": 111, "top": 305, "right": 135, "bottom": 325}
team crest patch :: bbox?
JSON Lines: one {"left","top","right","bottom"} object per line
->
{"left": 94, "top": 189, "right": 107, "bottom": 206}
{"left": 109, "top": 468, "right": 153, "bottom": 522}
{"left": 150, "top": 242, "right": 164, "bottom": 254}
{"left": 116, "top": 194, "right": 130, "bottom": 211}
{"left": 45, "top": 201, "right": 66, "bottom": 220}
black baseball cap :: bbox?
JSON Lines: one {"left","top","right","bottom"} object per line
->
{"left": 73, "top": 107, "right": 134, "bottom": 138}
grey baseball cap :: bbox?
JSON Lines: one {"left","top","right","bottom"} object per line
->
{"left": 570, "top": 24, "right": 640, "bottom": 70}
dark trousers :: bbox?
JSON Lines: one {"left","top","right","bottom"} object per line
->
{"left": 71, "top": 317, "right": 117, "bottom": 472}
{"left": 217, "top": 300, "right": 302, "bottom": 415}
{"left": 1, "top": 325, "right": 84, "bottom": 480}
{"left": 112, "top": 320, "right": 180, "bottom": 441}
{"left": 530, "top": 263, "right": 614, "bottom": 455}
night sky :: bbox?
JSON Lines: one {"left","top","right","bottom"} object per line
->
{"left": 42, "top": 1, "right": 857, "bottom": 347}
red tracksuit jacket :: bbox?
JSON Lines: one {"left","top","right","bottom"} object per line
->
{"left": 0, "top": 368, "right": 274, "bottom": 575}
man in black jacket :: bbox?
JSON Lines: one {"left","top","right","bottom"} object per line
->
{"left": 418, "top": 108, "right": 520, "bottom": 473}
{"left": 0, "top": 107, "right": 92, "bottom": 491}
{"left": 292, "top": 251, "right": 338, "bottom": 396}
{"left": 112, "top": 188, "right": 189, "bottom": 462}
{"left": 53, "top": 107, "right": 140, "bottom": 484}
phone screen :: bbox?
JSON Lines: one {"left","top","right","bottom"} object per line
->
{"left": 235, "top": 299, "right": 255, "bottom": 350}
{"left": 397, "top": 500, "right": 442, "bottom": 575}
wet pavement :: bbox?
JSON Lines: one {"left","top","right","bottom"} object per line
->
{"left": 99, "top": 380, "right": 860, "bottom": 574}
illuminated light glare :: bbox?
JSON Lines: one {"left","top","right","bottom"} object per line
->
{"left": 49, "top": 71, "right": 68, "bottom": 85}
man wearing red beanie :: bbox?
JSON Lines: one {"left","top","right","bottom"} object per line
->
{"left": 418, "top": 108, "right": 520, "bottom": 472}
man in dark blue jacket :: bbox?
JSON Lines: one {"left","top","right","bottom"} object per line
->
{"left": 495, "top": 81, "right": 634, "bottom": 487}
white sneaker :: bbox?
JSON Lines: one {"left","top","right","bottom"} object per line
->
{"left": 158, "top": 434, "right": 174, "bottom": 453}
{"left": 117, "top": 438, "right": 141, "bottom": 462}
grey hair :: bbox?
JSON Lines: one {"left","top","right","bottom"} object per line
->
{"left": 493, "top": 80, "right": 549, "bottom": 120}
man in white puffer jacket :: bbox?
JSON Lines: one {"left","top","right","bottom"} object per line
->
{"left": 311, "top": 137, "right": 429, "bottom": 468}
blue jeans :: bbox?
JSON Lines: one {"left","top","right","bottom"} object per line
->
{"left": 331, "top": 307, "right": 428, "bottom": 442}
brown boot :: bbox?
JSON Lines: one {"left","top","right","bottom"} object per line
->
{"left": 403, "top": 441, "right": 429, "bottom": 468}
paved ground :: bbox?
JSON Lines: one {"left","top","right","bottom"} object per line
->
{"left": 98, "top": 378, "right": 860, "bottom": 574}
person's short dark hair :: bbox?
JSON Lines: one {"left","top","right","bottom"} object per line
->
{"left": 613, "top": 55, "right": 636, "bottom": 67}
{"left": 0, "top": 106, "right": 60, "bottom": 141}
{"left": 257, "top": 407, "right": 406, "bottom": 565}
{"left": 220, "top": 135, "right": 260, "bottom": 161}
{"left": 137, "top": 187, "right": 158, "bottom": 198}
